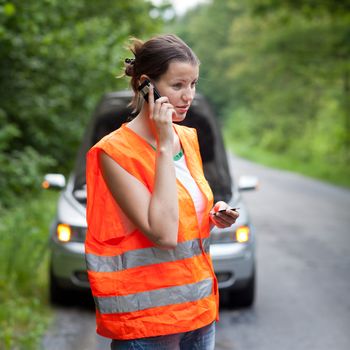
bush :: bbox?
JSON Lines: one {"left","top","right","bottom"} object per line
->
{"left": 0, "top": 191, "right": 58, "bottom": 349}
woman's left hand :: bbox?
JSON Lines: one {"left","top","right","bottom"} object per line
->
{"left": 210, "top": 201, "right": 239, "bottom": 228}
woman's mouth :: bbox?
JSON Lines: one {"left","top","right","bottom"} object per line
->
{"left": 176, "top": 106, "right": 190, "bottom": 114}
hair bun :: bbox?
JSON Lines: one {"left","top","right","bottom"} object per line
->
{"left": 124, "top": 58, "right": 135, "bottom": 77}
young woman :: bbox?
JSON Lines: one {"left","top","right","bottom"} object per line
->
{"left": 85, "top": 34, "right": 239, "bottom": 350}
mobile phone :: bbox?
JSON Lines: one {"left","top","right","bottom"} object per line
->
{"left": 215, "top": 208, "right": 240, "bottom": 215}
{"left": 138, "top": 79, "right": 161, "bottom": 103}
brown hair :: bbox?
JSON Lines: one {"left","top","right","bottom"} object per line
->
{"left": 123, "top": 34, "right": 199, "bottom": 114}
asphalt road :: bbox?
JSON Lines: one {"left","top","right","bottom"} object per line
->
{"left": 42, "top": 155, "right": 350, "bottom": 350}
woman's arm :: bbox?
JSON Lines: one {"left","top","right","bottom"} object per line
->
{"left": 99, "top": 86, "right": 179, "bottom": 249}
{"left": 99, "top": 148, "right": 178, "bottom": 249}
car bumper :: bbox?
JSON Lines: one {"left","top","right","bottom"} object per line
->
{"left": 210, "top": 243, "right": 255, "bottom": 290}
{"left": 50, "top": 240, "right": 255, "bottom": 291}
{"left": 50, "top": 240, "right": 89, "bottom": 289}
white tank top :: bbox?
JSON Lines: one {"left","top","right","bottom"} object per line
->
{"left": 173, "top": 149, "right": 206, "bottom": 224}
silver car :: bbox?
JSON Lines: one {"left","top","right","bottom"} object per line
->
{"left": 45, "top": 91, "right": 258, "bottom": 307}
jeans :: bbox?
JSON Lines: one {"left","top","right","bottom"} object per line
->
{"left": 110, "top": 321, "right": 215, "bottom": 350}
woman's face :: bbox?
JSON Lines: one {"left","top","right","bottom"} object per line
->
{"left": 155, "top": 61, "right": 199, "bottom": 122}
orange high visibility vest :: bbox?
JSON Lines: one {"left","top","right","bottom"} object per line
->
{"left": 85, "top": 123, "right": 218, "bottom": 340}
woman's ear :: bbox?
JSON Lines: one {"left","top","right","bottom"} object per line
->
{"left": 139, "top": 74, "right": 150, "bottom": 85}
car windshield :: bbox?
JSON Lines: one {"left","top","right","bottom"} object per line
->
{"left": 73, "top": 91, "right": 232, "bottom": 204}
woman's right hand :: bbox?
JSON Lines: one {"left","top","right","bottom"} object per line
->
{"left": 148, "top": 84, "right": 175, "bottom": 148}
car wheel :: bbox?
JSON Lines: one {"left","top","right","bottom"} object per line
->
{"left": 49, "top": 267, "right": 72, "bottom": 305}
{"left": 235, "top": 268, "right": 255, "bottom": 307}
{"left": 222, "top": 267, "right": 256, "bottom": 308}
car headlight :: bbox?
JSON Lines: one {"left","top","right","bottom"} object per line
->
{"left": 211, "top": 225, "right": 251, "bottom": 244}
{"left": 56, "top": 224, "right": 86, "bottom": 243}
{"left": 235, "top": 226, "right": 250, "bottom": 243}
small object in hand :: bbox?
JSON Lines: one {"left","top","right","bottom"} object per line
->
{"left": 215, "top": 208, "right": 240, "bottom": 216}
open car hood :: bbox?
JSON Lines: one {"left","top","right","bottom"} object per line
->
{"left": 73, "top": 91, "right": 232, "bottom": 203}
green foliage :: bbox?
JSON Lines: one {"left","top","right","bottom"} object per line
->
{"left": 169, "top": 0, "right": 350, "bottom": 187}
{"left": 0, "top": 191, "right": 58, "bottom": 349}
{"left": 0, "top": 296, "right": 50, "bottom": 350}
{"left": 0, "top": 0, "right": 164, "bottom": 208}
{"left": 0, "top": 0, "right": 167, "bottom": 346}
{"left": 246, "top": 0, "right": 350, "bottom": 17}
{"left": 173, "top": 1, "right": 242, "bottom": 110}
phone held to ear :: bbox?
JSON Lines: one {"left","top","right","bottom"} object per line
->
{"left": 138, "top": 79, "right": 161, "bottom": 103}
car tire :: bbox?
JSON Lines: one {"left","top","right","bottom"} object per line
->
{"left": 49, "top": 267, "right": 72, "bottom": 305}
{"left": 222, "top": 267, "right": 256, "bottom": 308}
{"left": 235, "top": 268, "right": 255, "bottom": 307}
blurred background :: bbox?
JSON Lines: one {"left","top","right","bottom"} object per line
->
{"left": 0, "top": 0, "right": 349, "bottom": 349}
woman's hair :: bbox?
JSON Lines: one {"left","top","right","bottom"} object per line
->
{"left": 123, "top": 34, "right": 199, "bottom": 114}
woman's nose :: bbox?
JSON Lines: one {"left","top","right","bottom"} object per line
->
{"left": 182, "top": 87, "right": 194, "bottom": 103}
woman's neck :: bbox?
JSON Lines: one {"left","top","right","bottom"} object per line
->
{"left": 127, "top": 108, "right": 156, "bottom": 146}
{"left": 127, "top": 107, "right": 181, "bottom": 154}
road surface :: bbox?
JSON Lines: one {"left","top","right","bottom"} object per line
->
{"left": 42, "top": 155, "right": 350, "bottom": 350}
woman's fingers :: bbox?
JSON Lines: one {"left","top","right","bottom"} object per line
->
{"left": 210, "top": 201, "right": 239, "bottom": 228}
{"left": 212, "top": 213, "right": 237, "bottom": 226}
{"left": 211, "top": 216, "right": 230, "bottom": 228}
{"left": 217, "top": 209, "right": 239, "bottom": 220}
{"left": 148, "top": 85, "right": 155, "bottom": 116}
{"left": 152, "top": 97, "right": 170, "bottom": 119}
{"left": 146, "top": 86, "right": 174, "bottom": 144}
{"left": 153, "top": 102, "right": 175, "bottom": 127}
{"left": 159, "top": 103, "right": 175, "bottom": 120}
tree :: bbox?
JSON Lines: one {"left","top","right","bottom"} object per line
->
{"left": 170, "top": 0, "right": 350, "bottom": 184}
{"left": 0, "top": 0, "right": 165, "bottom": 208}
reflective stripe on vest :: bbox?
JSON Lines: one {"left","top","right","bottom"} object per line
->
{"left": 94, "top": 277, "right": 213, "bottom": 314}
{"left": 86, "top": 237, "right": 210, "bottom": 273}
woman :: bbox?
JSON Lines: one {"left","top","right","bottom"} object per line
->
{"left": 85, "top": 34, "right": 238, "bottom": 350}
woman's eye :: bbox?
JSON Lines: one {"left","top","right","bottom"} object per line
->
{"left": 172, "top": 84, "right": 182, "bottom": 89}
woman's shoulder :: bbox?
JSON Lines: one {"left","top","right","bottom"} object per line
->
{"left": 92, "top": 124, "right": 129, "bottom": 151}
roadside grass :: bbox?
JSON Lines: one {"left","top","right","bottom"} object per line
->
{"left": 0, "top": 190, "right": 59, "bottom": 350}
{"left": 226, "top": 138, "right": 350, "bottom": 189}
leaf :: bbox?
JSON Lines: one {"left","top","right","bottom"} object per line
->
{"left": 3, "top": 3, "right": 16, "bottom": 17}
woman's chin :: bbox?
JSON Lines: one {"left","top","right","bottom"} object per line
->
{"left": 172, "top": 112, "right": 187, "bottom": 122}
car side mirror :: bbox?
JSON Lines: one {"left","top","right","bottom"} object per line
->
{"left": 42, "top": 173, "right": 66, "bottom": 190}
{"left": 238, "top": 176, "right": 259, "bottom": 191}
